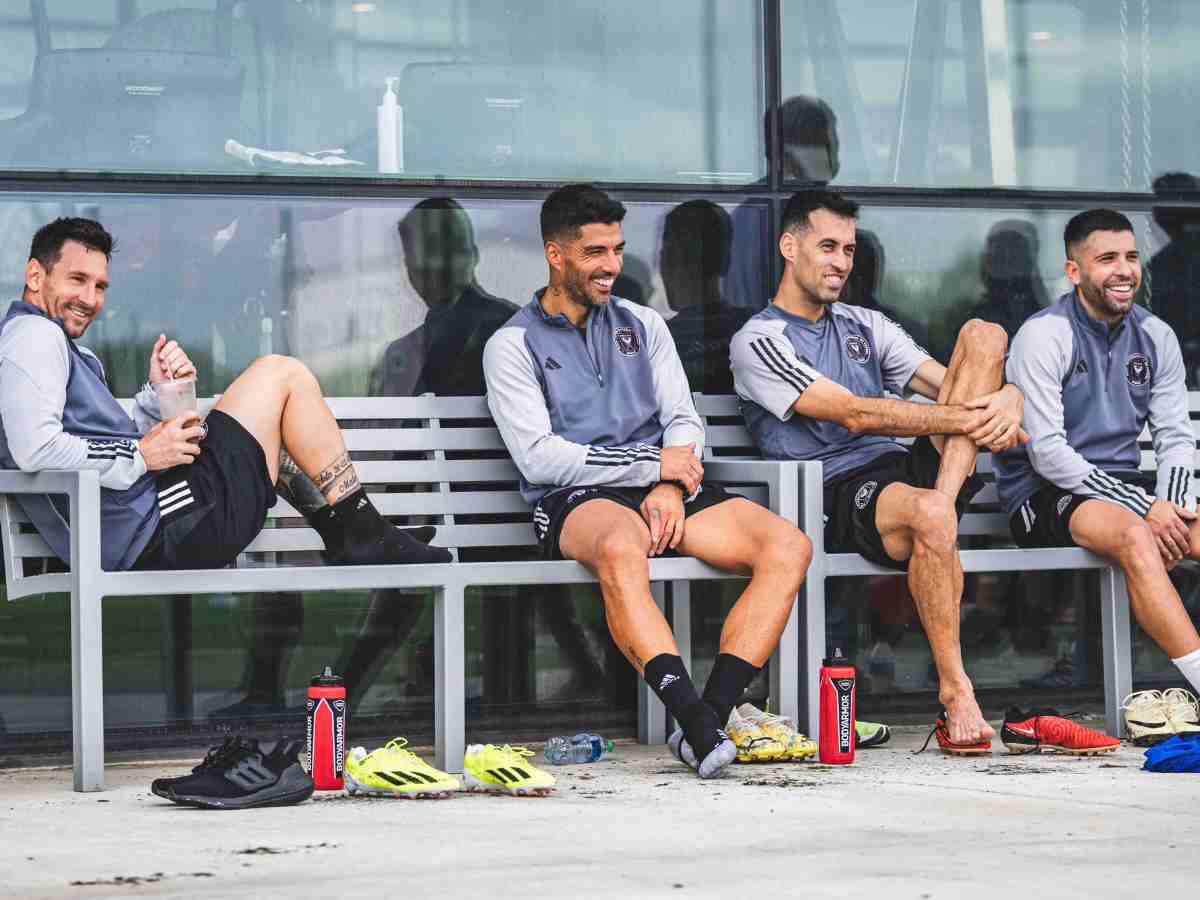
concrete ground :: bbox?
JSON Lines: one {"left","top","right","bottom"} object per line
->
{"left": 0, "top": 723, "right": 1195, "bottom": 900}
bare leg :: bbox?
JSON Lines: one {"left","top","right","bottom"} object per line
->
{"left": 559, "top": 500, "right": 673, "bottom": 673}
{"left": 930, "top": 319, "right": 1008, "bottom": 496}
{"left": 1072, "top": 501, "right": 1200, "bottom": 658}
{"left": 213, "top": 355, "right": 358, "bottom": 503}
{"left": 876, "top": 482, "right": 993, "bottom": 745}
{"left": 676, "top": 498, "right": 810, "bottom": 666}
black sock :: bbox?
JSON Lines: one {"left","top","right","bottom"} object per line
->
{"left": 309, "top": 505, "right": 344, "bottom": 550}
{"left": 703, "top": 653, "right": 762, "bottom": 728}
{"left": 331, "top": 487, "right": 388, "bottom": 544}
{"left": 644, "top": 653, "right": 721, "bottom": 761}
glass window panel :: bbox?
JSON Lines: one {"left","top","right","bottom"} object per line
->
{"left": 782, "top": 0, "right": 1200, "bottom": 192}
{"left": 0, "top": 0, "right": 763, "bottom": 182}
{"left": 0, "top": 188, "right": 767, "bottom": 749}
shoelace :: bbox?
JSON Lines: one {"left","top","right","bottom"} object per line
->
{"left": 195, "top": 736, "right": 257, "bottom": 772}
{"left": 377, "top": 737, "right": 424, "bottom": 767}
{"left": 1121, "top": 689, "right": 1164, "bottom": 713}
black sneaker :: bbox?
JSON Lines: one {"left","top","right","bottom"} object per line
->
{"left": 152, "top": 736, "right": 314, "bottom": 810}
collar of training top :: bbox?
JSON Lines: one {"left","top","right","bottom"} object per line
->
{"left": 1067, "top": 289, "right": 1130, "bottom": 344}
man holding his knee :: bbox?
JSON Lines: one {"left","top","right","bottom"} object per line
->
{"left": 484, "top": 185, "right": 812, "bottom": 778}
{"left": 730, "top": 190, "right": 1027, "bottom": 752}
{"left": 0, "top": 217, "right": 451, "bottom": 573}
{"left": 996, "top": 209, "right": 1200, "bottom": 728}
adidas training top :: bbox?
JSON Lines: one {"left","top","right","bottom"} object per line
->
{"left": 994, "top": 291, "right": 1195, "bottom": 516}
{"left": 730, "top": 301, "right": 932, "bottom": 481}
{"left": 483, "top": 292, "right": 704, "bottom": 505}
{"left": 0, "top": 301, "right": 162, "bottom": 570}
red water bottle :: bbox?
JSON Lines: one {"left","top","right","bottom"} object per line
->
{"left": 819, "top": 647, "right": 856, "bottom": 764}
{"left": 305, "top": 666, "right": 346, "bottom": 791}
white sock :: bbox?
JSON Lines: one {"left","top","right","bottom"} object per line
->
{"left": 1171, "top": 647, "right": 1200, "bottom": 694}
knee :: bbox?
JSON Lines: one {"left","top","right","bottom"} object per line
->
{"left": 1117, "top": 521, "right": 1161, "bottom": 571}
{"left": 958, "top": 319, "right": 1008, "bottom": 362}
{"left": 754, "top": 524, "right": 812, "bottom": 586}
{"left": 594, "top": 530, "right": 649, "bottom": 573}
{"left": 910, "top": 491, "right": 958, "bottom": 553}
{"left": 255, "top": 354, "right": 316, "bottom": 387}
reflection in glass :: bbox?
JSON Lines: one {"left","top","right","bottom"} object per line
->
{"left": 0, "top": 1, "right": 763, "bottom": 183}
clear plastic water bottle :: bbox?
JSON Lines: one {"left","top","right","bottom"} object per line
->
{"left": 543, "top": 733, "right": 615, "bottom": 765}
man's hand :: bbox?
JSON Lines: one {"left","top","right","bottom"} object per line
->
{"left": 139, "top": 413, "right": 205, "bottom": 471}
{"left": 1146, "top": 500, "right": 1197, "bottom": 566}
{"left": 149, "top": 334, "right": 197, "bottom": 385}
{"left": 963, "top": 384, "right": 1029, "bottom": 452}
{"left": 660, "top": 443, "right": 703, "bottom": 496}
{"left": 640, "top": 482, "right": 686, "bottom": 556}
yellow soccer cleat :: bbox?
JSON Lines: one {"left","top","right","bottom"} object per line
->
{"left": 345, "top": 737, "right": 460, "bottom": 799}
{"left": 726, "top": 706, "right": 788, "bottom": 762}
{"left": 463, "top": 744, "right": 556, "bottom": 796}
{"left": 737, "top": 703, "right": 818, "bottom": 761}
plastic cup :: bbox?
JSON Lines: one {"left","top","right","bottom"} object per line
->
{"left": 154, "top": 377, "right": 198, "bottom": 421}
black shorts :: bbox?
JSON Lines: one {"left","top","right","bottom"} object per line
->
{"left": 1009, "top": 472, "right": 1155, "bottom": 549}
{"left": 533, "top": 482, "right": 737, "bottom": 560}
{"left": 823, "top": 436, "right": 984, "bottom": 571}
{"left": 133, "top": 410, "right": 276, "bottom": 570}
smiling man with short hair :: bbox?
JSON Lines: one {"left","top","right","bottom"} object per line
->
{"left": 996, "top": 208, "right": 1200, "bottom": 719}
{"left": 485, "top": 184, "right": 813, "bottom": 778}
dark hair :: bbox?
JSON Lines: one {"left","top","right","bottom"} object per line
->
{"left": 1063, "top": 208, "right": 1133, "bottom": 257}
{"left": 540, "top": 183, "right": 626, "bottom": 243}
{"left": 780, "top": 189, "right": 858, "bottom": 236}
{"left": 662, "top": 200, "right": 733, "bottom": 279}
{"left": 398, "top": 196, "right": 475, "bottom": 245}
{"left": 766, "top": 95, "right": 838, "bottom": 160}
{"left": 28, "top": 217, "right": 114, "bottom": 272}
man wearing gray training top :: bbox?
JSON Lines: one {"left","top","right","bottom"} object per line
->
{"left": 995, "top": 208, "right": 1200, "bottom": 713}
{"left": 484, "top": 184, "right": 812, "bottom": 779}
{"left": 730, "top": 190, "right": 1028, "bottom": 753}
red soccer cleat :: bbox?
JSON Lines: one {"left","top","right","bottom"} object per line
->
{"left": 1001, "top": 706, "right": 1120, "bottom": 755}
{"left": 915, "top": 709, "right": 992, "bottom": 756}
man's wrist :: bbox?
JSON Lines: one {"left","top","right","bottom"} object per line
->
{"left": 660, "top": 480, "right": 687, "bottom": 497}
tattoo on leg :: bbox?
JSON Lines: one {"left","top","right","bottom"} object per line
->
{"left": 626, "top": 645, "right": 643, "bottom": 668}
{"left": 276, "top": 450, "right": 328, "bottom": 515}
{"left": 313, "top": 452, "right": 355, "bottom": 495}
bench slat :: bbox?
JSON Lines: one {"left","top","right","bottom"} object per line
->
{"left": 244, "top": 522, "right": 537, "bottom": 553}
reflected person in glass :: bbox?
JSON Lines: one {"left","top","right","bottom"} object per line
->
{"left": 726, "top": 95, "right": 840, "bottom": 309}
{"left": 731, "top": 190, "right": 1029, "bottom": 753}
{"left": 485, "top": 184, "right": 813, "bottom": 778}
{"left": 1148, "top": 173, "right": 1200, "bottom": 388}
{"left": 345, "top": 197, "right": 607, "bottom": 707}
{"left": 996, "top": 209, "right": 1200, "bottom": 701}
{"left": 0, "top": 217, "right": 452, "bottom": 576}
{"left": 662, "top": 200, "right": 751, "bottom": 394}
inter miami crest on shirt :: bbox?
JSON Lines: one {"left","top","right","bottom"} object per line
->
{"left": 614, "top": 327, "right": 641, "bottom": 357}
{"left": 1126, "top": 353, "right": 1151, "bottom": 386}
{"left": 844, "top": 333, "right": 871, "bottom": 364}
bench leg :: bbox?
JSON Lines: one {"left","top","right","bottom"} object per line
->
{"left": 1100, "top": 567, "right": 1133, "bottom": 738}
{"left": 71, "top": 582, "right": 104, "bottom": 792}
{"left": 770, "top": 585, "right": 801, "bottom": 727}
{"left": 637, "top": 583, "right": 668, "bottom": 745}
{"left": 799, "top": 571, "right": 826, "bottom": 741}
{"left": 434, "top": 583, "right": 466, "bottom": 774}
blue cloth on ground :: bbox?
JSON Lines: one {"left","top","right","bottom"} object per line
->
{"left": 1142, "top": 735, "right": 1200, "bottom": 772}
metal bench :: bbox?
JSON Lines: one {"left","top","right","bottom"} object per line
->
{"left": 694, "top": 394, "right": 1136, "bottom": 741}
{"left": 0, "top": 395, "right": 800, "bottom": 792}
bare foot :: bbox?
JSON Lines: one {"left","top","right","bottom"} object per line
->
{"left": 941, "top": 687, "right": 995, "bottom": 745}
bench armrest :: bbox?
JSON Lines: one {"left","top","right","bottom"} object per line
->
{"left": 0, "top": 469, "right": 103, "bottom": 588}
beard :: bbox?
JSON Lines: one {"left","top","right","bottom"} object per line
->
{"left": 562, "top": 260, "right": 604, "bottom": 309}
{"left": 1078, "top": 274, "right": 1137, "bottom": 319}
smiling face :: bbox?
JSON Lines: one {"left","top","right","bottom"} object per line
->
{"left": 548, "top": 221, "right": 625, "bottom": 311}
{"left": 1066, "top": 228, "right": 1140, "bottom": 322}
{"left": 781, "top": 208, "right": 856, "bottom": 308}
{"left": 24, "top": 239, "right": 110, "bottom": 338}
